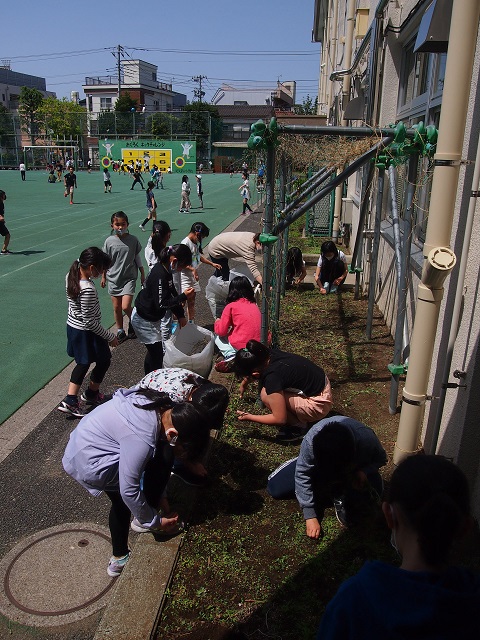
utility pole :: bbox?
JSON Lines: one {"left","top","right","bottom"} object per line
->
{"left": 192, "top": 75, "right": 207, "bottom": 102}
{"left": 117, "top": 44, "right": 124, "bottom": 100}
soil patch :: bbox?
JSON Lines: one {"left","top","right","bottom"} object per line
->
{"left": 157, "top": 288, "right": 475, "bottom": 639}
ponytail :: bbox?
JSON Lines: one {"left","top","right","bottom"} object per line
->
{"left": 67, "top": 247, "right": 111, "bottom": 300}
{"left": 158, "top": 243, "right": 192, "bottom": 268}
{"left": 231, "top": 339, "right": 270, "bottom": 377}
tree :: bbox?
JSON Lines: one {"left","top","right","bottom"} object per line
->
{"left": 37, "top": 97, "right": 87, "bottom": 141}
{"left": 146, "top": 112, "right": 180, "bottom": 137}
{"left": 18, "top": 87, "right": 44, "bottom": 144}
{"left": 114, "top": 93, "right": 138, "bottom": 113}
{"left": 181, "top": 102, "right": 222, "bottom": 158}
{"left": 0, "top": 104, "right": 15, "bottom": 148}
{"left": 293, "top": 95, "right": 318, "bottom": 115}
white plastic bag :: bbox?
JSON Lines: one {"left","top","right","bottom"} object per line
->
{"left": 163, "top": 322, "right": 214, "bottom": 378}
{"left": 205, "top": 275, "right": 230, "bottom": 319}
{"left": 205, "top": 263, "right": 256, "bottom": 319}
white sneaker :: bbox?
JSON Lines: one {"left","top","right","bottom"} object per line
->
{"left": 130, "top": 517, "right": 184, "bottom": 535}
{"left": 139, "top": 224, "right": 145, "bottom": 231}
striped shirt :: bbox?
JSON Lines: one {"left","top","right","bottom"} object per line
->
{"left": 66, "top": 276, "right": 115, "bottom": 342}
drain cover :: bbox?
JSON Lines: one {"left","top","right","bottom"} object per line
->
{"left": 0, "top": 523, "right": 117, "bottom": 627}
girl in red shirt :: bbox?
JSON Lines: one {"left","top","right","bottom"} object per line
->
{"left": 214, "top": 276, "right": 261, "bottom": 372}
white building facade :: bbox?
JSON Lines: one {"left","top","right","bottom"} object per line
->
{"left": 313, "top": 0, "right": 480, "bottom": 518}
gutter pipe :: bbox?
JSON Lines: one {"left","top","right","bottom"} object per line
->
{"left": 393, "top": 0, "right": 480, "bottom": 464}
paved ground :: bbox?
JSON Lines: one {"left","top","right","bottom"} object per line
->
{"left": 0, "top": 201, "right": 266, "bottom": 640}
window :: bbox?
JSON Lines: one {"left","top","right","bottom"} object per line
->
{"left": 100, "top": 97, "right": 112, "bottom": 111}
{"left": 398, "top": 40, "right": 432, "bottom": 112}
{"left": 394, "top": 34, "right": 446, "bottom": 246}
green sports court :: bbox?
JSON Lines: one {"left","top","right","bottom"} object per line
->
{"left": 0, "top": 169, "right": 260, "bottom": 425}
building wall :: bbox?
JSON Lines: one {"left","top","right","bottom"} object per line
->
{"left": 315, "top": 0, "right": 480, "bottom": 519}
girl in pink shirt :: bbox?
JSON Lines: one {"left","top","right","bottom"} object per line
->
{"left": 214, "top": 276, "right": 261, "bottom": 372}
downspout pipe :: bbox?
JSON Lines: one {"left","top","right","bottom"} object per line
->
{"left": 329, "top": 0, "right": 389, "bottom": 84}
{"left": 334, "top": 0, "right": 356, "bottom": 245}
{"left": 393, "top": 0, "right": 480, "bottom": 464}
{"left": 429, "top": 132, "right": 480, "bottom": 453}
{"left": 273, "top": 135, "right": 394, "bottom": 236}
{"left": 366, "top": 166, "right": 385, "bottom": 339}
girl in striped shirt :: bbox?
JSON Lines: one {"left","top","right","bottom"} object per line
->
{"left": 58, "top": 247, "right": 118, "bottom": 418}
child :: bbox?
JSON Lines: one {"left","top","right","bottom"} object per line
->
{"left": 314, "top": 240, "right": 348, "bottom": 294}
{"left": 58, "top": 247, "right": 118, "bottom": 418}
{"left": 179, "top": 174, "right": 191, "bottom": 213}
{"left": 137, "top": 367, "right": 230, "bottom": 484}
{"left": 286, "top": 247, "right": 307, "bottom": 286}
{"left": 178, "top": 222, "right": 221, "bottom": 323}
{"left": 144, "top": 220, "right": 171, "bottom": 272}
{"left": 130, "top": 168, "right": 145, "bottom": 190}
{"left": 144, "top": 221, "right": 175, "bottom": 343}
{"left": 139, "top": 181, "right": 157, "bottom": 232}
{"left": 101, "top": 211, "right": 145, "bottom": 342}
{"left": 103, "top": 168, "right": 112, "bottom": 193}
{"left": 63, "top": 388, "right": 210, "bottom": 576}
{"left": 316, "top": 455, "right": 480, "bottom": 639}
{"left": 131, "top": 243, "right": 195, "bottom": 374}
{"left": 195, "top": 174, "right": 204, "bottom": 208}
{"left": 233, "top": 340, "right": 332, "bottom": 442}
{"left": 239, "top": 172, "right": 253, "bottom": 215}
{"left": 214, "top": 276, "right": 261, "bottom": 372}
{"left": 267, "top": 415, "right": 387, "bottom": 538}
{"left": 0, "top": 190, "right": 12, "bottom": 255}
{"left": 64, "top": 165, "right": 77, "bottom": 205}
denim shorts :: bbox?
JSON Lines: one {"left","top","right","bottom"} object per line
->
{"left": 131, "top": 308, "right": 163, "bottom": 345}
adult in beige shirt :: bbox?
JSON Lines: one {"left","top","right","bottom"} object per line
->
{"left": 207, "top": 232, "right": 262, "bottom": 285}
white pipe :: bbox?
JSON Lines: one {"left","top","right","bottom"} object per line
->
{"left": 393, "top": 0, "right": 480, "bottom": 464}
{"left": 332, "top": 0, "right": 356, "bottom": 241}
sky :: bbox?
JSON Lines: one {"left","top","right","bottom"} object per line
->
{"left": 0, "top": 0, "right": 320, "bottom": 106}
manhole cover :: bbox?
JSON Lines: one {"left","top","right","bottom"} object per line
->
{"left": 0, "top": 523, "right": 117, "bottom": 627}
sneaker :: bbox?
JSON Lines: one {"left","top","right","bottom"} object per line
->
{"left": 275, "top": 428, "right": 303, "bottom": 444}
{"left": 80, "top": 391, "right": 113, "bottom": 406}
{"left": 333, "top": 497, "right": 351, "bottom": 528}
{"left": 179, "top": 209, "right": 184, "bottom": 213}
{"left": 214, "top": 359, "right": 234, "bottom": 373}
{"left": 107, "top": 551, "right": 130, "bottom": 577}
{"left": 57, "top": 400, "right": 85, "bottom": 418}
{"left": 117, "top": 329, "right": 127, "bottom": 343}
{"left": 139, "top": 224, "right": 145, "bottom": 231}
{"left": 171, "top": 466, "right": 208, "bottom": 487}
{"left": 130, "top": 517, "right": 184, "bottom": 536}
{"left": 1, "top": 249, "right": 12, "bottom": 254}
